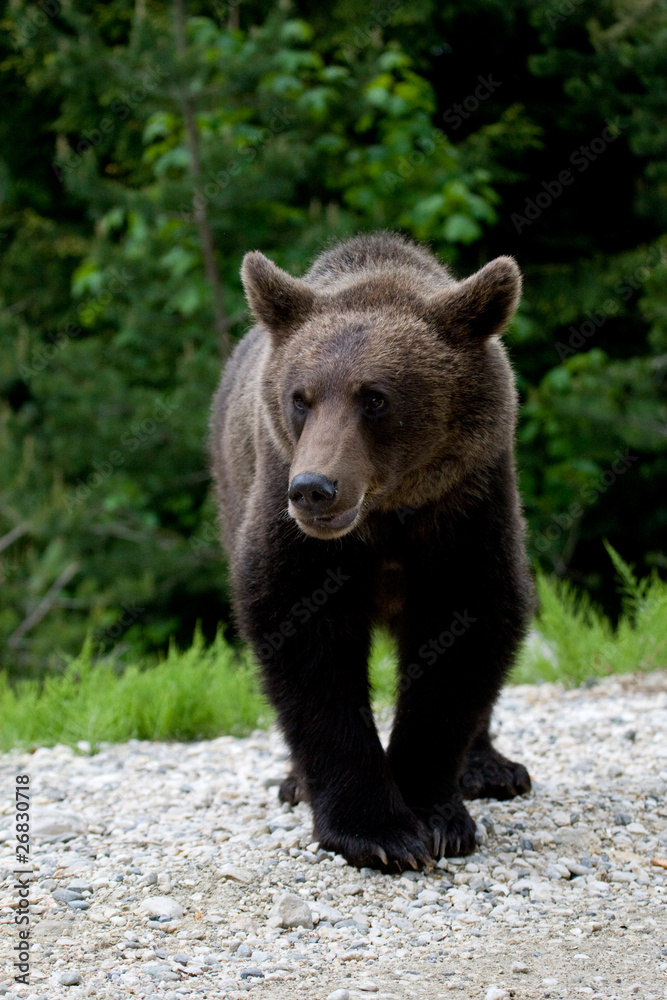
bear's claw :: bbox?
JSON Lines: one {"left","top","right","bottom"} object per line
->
{"left": 413, "top": 801, "right": 477, "bottom": 860}
{"left": 460, "top": 746, "right": 531, "bottom": 801}
{"left": 278, "top": 772, "right": 307, "bottom": 806}
{"left": 315, "top": 812, "right": 432, "bottom": 873}
{"left": 372, "top": 846, "right": 389, "bottom": 866}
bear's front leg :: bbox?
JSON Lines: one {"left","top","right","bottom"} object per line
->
{"left": 387, "top": 486, "right": 533, "bottom": 858}
{"left": 459, "top": 707, "right": 531, "bottom": 801}
{"left": 233, "top": 518, "right": 431, "bottom": 872}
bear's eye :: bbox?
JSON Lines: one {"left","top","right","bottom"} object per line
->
{"left": 364, "top": 393, "right": 386, "bottom": 414}
{"left": 293, "top": 394, "right": 307, "bottom": 412}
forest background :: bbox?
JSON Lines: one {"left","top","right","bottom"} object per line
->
{"left": 1, "top": 0, "right": 665, "bottom": 681}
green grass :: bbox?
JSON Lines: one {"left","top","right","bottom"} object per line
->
{"left": 1, "top": 548, "right": 665, "bottom": 751}
{"left": 0, "top": 628, "right": 268, "bottom": 753}
{"left": 511, "top": 545, "right": 667, "bottom": 686}
{"left": 370, "top": 547, "right": 667, "bottom": 699}
{"left": 368, "top": 628, "right": 401, "bottom": 706}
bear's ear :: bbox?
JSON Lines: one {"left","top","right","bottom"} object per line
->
{"left": 241, "top": 251, "right": 316, "bottom": 340}
{"left": 426, "top": 256, "right": 522, "bottom": 343}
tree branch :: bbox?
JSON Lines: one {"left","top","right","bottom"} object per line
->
{"left": 9, "top": 562, "right": 80, "bottom": 649}
{"left": 0, "top": 522, "right": 29, "bottom": 555}
{"left": 173, "top": 0, "right": 231, "bottom": 360}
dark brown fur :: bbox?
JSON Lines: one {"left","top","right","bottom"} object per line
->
{"left": 210, "top": 232, "right": 533, "bottom": 871}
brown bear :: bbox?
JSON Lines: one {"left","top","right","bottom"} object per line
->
{"left": 210, "top": 231, "right": 533, "bottom": 872}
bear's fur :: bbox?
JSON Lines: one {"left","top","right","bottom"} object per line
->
{"left": 210, "top": 232, "right": 533, "bottom": 871}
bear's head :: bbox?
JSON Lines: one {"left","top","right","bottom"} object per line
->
{"left": 241, "top": 245, "right": 521, "bottom": 540}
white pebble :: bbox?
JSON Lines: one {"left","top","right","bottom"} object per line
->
{"left": 1, "top": 670, "right": 662, "bottom": 996}
{"left": 58, "top": 971, "right": 82, "bottom": 986}
{"left": 339, "top": 881, "right": 364, "bottom": 895}
{"left": 269, "top": 892, "right": 313, "bottom": 928}
{"left": 139, "top": 896, "right": 184, "bottom": 919}
{"left": 218, "top": 864, "right": 253, "bottom": 883}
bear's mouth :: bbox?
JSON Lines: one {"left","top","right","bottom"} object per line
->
{"left": 293, "top": 503, "right": 361, "bottom": 538}
{"left": 313, "top": 504, "right": 359, "bottom": 530}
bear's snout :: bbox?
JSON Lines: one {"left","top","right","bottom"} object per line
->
{"left": 287, "top": 469, "right": 363, "bottom": 538}
{"left": 288, "top": 472, "right": 338, "bottom": 514}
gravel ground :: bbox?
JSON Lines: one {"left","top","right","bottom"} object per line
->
{"left": 1, "top": 671, "right": 666, "bottom": 1000}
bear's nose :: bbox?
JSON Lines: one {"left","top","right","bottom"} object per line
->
{"left": 288, "top": 473, "right": 338, "bottom": 514}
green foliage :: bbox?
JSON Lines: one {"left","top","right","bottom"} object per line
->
{"left": 3, "top": 547, "right": 662, "bottom": 753}
{"left": 369, "top": 549, "right": 667, "bottom": 703}
{"left": 512, "top": 551, "right": 667, "bottom": 687}
{"left": 503, "top": 0, "right": 667, "bottom": 586}
{"left": 0, "top": 628, "right": 268, "bottom": 752}
{"left": 368, "top": 628, "right": 399, "bottom": 705}
{"left": 0, "top": 0, "right": 665, "bottom": 675}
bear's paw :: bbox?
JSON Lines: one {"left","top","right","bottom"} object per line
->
{"left": 412, "top": 800, "right": 477, "bottom": 860}
{"left": 460, "top": 746, "right": 531, "bottom": 801}
{"left": 314, "top": 810, "right": 432, "bottom": 873}
{"left": 278, "top": 772, "right": 308, "bottom": 806}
